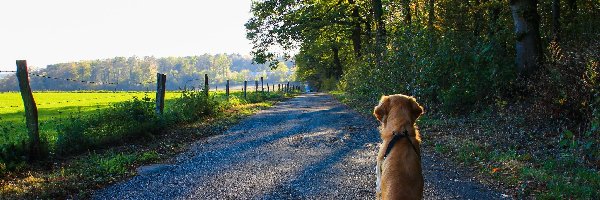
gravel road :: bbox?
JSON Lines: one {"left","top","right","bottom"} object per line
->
{"left": 94, "top": 93, "right": 509, "bottom": 199}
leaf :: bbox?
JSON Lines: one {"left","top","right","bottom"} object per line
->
{"left": 492, "top": 167, "right": 501, "bottom": 173}
{"left": 563, "top": 130, "right": 573, "bottom": 138}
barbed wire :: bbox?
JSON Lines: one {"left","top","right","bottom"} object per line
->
{"left": 28, "top": 72, "right": 119, "bottom": 85}
{"left": 0, "top": 92, "right": 148, "bottom": 109}
{"left": 2, "top": 69, "right": 157, "bottom": 86}
{"left": 27, "top": 72, "right": 156, "bottom": 86}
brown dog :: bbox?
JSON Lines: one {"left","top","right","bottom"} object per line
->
{"left": 374, "top": 94, "right": 424, "bottom": 200}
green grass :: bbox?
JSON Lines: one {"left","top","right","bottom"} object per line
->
{"left": 0, "top": 91, "right": 181, "bottom": 147}
{"left": 0, "top": 90, "right": 296, "bottom": 198}
{"left": 0, "top": 90, "right": 281, "bottom": 146}
{"left": 427, "top": 135, "right": 599, "bottom": 199}
{"left": 0, "top": 90, "right": 290, "bottom": 161}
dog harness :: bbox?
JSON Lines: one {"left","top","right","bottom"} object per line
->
{"left": 385, "top": 130, "right": 420, "bottom": 159}
{"left": 375, "top": 130, "right": 421, "bottom": 197}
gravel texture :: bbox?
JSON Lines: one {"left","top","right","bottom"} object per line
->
{"left": 94, "top": 93, "right": 510, "bottom": 200}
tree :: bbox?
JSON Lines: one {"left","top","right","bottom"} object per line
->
{"left": 372, "top": 0, "right": 386, "bottom": 65}
{"left": 552, "top": 0, "right": 561, "bottom": 42}
{"left": 349, "top": 0, "right": 363, "bottom": 57}
{"left": 510, "top": 0, "right": 542, "bottom": 76}
{"left": 427, "top": 0, "right": 435, "bottom": 30}
{"left": 212, "top": 54, "right": 232, "bottom": 82}
{"left": 246, "top": 0, "right": 367, "bottom": 68}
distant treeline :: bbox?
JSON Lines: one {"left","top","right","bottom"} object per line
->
{"left": 0, "top": 54, "right": 295, "bottom": 91}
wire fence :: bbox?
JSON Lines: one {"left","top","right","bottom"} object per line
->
{"left": 1, "top": 69, "right": 297, "bottom": 91}
{"left": 1, "top": 59, "right": 306, "bottom": 165}
{"left": 2, "top": 62, "right": 304, "bottom": 116}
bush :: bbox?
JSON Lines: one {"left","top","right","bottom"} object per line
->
{"left": 55, "top": 96, "right": 161, "bottom": 156}
{"left": 0, "top": 122, "right": 49, "bottom": 174}
{"left": 338, "top": 29, "right": 517, "bottom": 114}
{"left": 167, "top": 90, "right": 219, "bottom": 123}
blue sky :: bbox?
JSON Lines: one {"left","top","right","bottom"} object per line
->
{"left": 0, "top": 0, "right": 254, "bottom": 71}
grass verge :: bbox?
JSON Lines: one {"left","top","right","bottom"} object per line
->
{"left": 0, "top": 91, "right": 296, "bottom": 199}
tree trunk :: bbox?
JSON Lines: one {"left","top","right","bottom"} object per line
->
{"left": 510, "top": 0, "right": 543, "bottom": 76}
{"left": 332, "top": 46, "right": 343, "bottom": 78}
{"left": 365, "top": 8, "right": 374, "bottom": 45}
{"left": 428, "top": 0, "right": 435, "bottom": 30}
{"left": 402, "top": 0, "right": 411, "bottom": 24}
{"left": 552, "top": 0, "right": 561, "bottom": 42}
{"left": 349, "top": 0, "right": 363, "bottom": 58}
{"left": 474, "top": 0, "right": 482, "bottom": 36}
{"left": 372, "top": 0, "right": 385, "bottom": 42}
{"left": 567, "top": 0, "right": 577, "bottom": 17}
{"left": 488, "top": 0, "right": 506, "bottom": 56}
{"left": 488, "top": 0, "right": 501, "bottom": 37}
{"left": 372, "top": 0, "right": 386, "bottom": 65}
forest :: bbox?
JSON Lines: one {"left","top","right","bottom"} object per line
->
{"left": 247, "top": 0, "right": 599, "bottom": 137}
{"left": 0, "top": 54, "right": 295, "bottom": 91}
{"left": 246, "top": 0, "right": 599, "bottom": 198}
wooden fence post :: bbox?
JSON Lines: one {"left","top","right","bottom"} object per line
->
{"left": 244, "top": 80, "right": 247, "bottom": 99}
{"left": 155, "top": 73, "right": 166, "bottom": 115}
{"left": 226, "top": 80, "right": 230, "bottom": 100}
{"left": 278, "top": 84, "right": 281, "bottom": 92}
{"left": 267, "top": 83, "right": 270, "bottom": 93}
{"left": 204, "top": 74, "right": 209, "bottom": 96}
{"left": 255, "top": 80, "right": 258, "bottom": 92}
{"left": 260, "top": 77, "right": 264, "bottom": 92}
{"left": 16, "top": 60, "right": 40, "bottom": 160}
{"left": 273, "top": 84, "right": 275, "bottom": 92}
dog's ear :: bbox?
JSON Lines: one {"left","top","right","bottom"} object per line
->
{"left": 409, "top": 97, "right": 424, "bottom": 122}
{"left": 374, "top": 95, "right": 390, "bottom": 122}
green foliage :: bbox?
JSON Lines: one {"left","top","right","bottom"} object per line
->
{"left": 55, "top": 96, "right": 161, "bottom": 156}
{"left": 86, "top": 152, "right": 138, "bottom": 176}
{"left": 0, "top": 55, "right": 295, "bottom": 91}
{"left": 519, "top": 157, "right": 599, "bottom": 199}
{"left": 70, "top": 150, "right": 161, "bottom": 184}
{"left": 0, "top": 90, "right": 289, "bottom": 172}
{"left": 168, "top": 90, "right": 219, "bottom": 123}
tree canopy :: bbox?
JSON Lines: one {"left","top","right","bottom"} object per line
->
{"left": 0, "top": 54, "right": 295, "bottom": 91}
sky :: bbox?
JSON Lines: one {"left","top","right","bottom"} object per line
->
{"left": 0, "top": 0, "right": 254, "bottom": 71}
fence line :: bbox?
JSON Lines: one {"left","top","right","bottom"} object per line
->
{"left": 8, "top": 60, "right": 304, "bottom": 161}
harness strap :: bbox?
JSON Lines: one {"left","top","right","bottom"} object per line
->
{"left": 383, "top": 130, "right": 421, "bottom": 159}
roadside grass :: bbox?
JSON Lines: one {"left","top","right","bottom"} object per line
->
{"left": 330, "top": 91, "right": 599, "bottom": 199}
{"left": 420, "top": 114, "right": 599, "bottom": 199}
{"left": 0, "top": 91, "right": 181, "bottom": 148}
{"left": 0, "top": 90, "right": 295, "bottom": 198}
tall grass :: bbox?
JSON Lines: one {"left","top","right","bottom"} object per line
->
{"left": 0, "top": 89, "right": 291, "bottom": 175}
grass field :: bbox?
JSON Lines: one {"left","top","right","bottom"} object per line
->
{"left": 0, "top": 89, "right": 293, "bottom": 198}
{"left": 0, "top": 91, "right": 183, "bottom": 147}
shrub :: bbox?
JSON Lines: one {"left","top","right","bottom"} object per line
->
{"left": 55, "top": 96, "right": 161, "bottom": 156}
{"left": 167, "top": 90, "right": 219, "bottom": 123}
{"left": 0, "top": 121, "right": 49, "bottom": 174}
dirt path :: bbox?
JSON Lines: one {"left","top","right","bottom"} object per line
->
{"left": 94, "top": 93, "right": 509, "bottom": 199}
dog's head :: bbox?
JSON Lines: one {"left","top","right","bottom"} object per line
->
{"left": 373, "top": 94, "right": 423, "bottom": 126}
